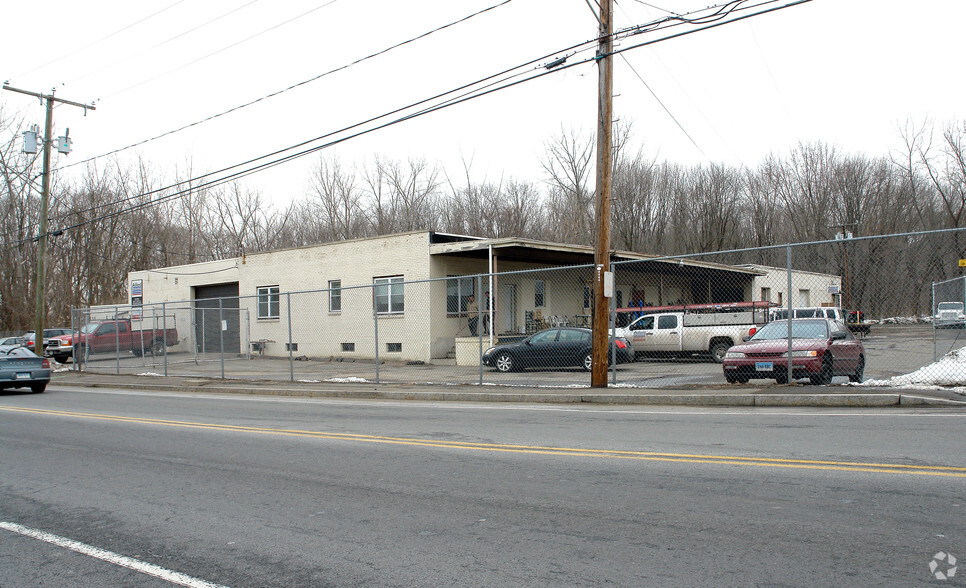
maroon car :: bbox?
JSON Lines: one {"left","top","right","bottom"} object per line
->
{"left": 722, "top": 318, "right": 865, "bottom": 385}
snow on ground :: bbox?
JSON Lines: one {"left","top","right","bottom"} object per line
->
{"left": 859, "top": 345, "right": 966, "bottom": 394}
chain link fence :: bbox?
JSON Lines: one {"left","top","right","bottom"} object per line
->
{"left": 62, "top": 233, "right": 966, "bottom": 390}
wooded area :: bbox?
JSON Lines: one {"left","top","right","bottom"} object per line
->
{"left": 2, "top": 111, "right": 964, "bottom": 330}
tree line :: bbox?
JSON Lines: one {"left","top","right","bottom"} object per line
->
{"left": 1, "top": 109, "right": 964, "bottom": 330}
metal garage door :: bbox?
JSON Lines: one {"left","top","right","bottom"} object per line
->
{"left": 194, "top": 283, "right": 240, "bottom": 354}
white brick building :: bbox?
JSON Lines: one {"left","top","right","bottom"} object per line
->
{"left": 126, "top": 232, "right": 822, "bottom": 362}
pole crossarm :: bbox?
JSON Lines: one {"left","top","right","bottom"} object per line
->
{"left": 3, "top": 83, "right": 95, "bottom": 360}
{"left": 2, "top": 84, "right": 96, "bottom": 112}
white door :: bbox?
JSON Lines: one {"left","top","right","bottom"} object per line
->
{"left": 500, "top": 283, "right": 517, "bottom": 333}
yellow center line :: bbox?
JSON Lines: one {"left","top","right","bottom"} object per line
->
{"left": 4, "top": 405, "right": 965, "bottom": 477}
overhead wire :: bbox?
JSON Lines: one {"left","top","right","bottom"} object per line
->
{"left": 100, "top": 0, "right": 344, "bottom": 100}
{"left": 4, "top": 0, "right": 809, "bottom": 248}
{"left": 63, "top": 0, "right": 263, "bottom": 87}
{"left": 53, "top": 0, "right": 516, "bottom": 174}
{"left": 12, "top": 0, "right": 187, "bottom": 81}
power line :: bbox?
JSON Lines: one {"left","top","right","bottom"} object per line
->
{"left": 54, "top": 0, "right": 516, "bottom": 173}
{"left": 99, "top": 0, "right": 344, "bottom": 100}
{"left": 64, "top": 0, "right": 263, "bottom": 87}
{"left": 12, "top": 1, "right": 187, "bottom": 81}
{"left": 4, "top": 0, "right": 809, "bottom": 248}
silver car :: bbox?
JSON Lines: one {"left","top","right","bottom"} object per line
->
{"left": 0, "top": 345, "right": 51, "bottom": 393}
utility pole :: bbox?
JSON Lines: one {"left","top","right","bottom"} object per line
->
{"left": 3, "top": 84, "right": 94, "bottom": 353}
{"left": 591, "top": 0, "right": 614, "bottom": 387}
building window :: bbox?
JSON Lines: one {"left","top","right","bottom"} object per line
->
{"left": 798, "top": 289, "right": 810, "bottom": 307}
{"left": 329, "top": 280, "right": 342, "bottom": 312}
{"left": 386, "top": 342, "right": 402, "bottom": 353}
{"left": 761, "top": 287, "right": 771, "bottom": 302}
{"left": 447, "top": 276, "right": 475, "bottom": 315}
{"left": 257, "top": 286, "right": 280, "bottom": 319}
{"left": 535, "top": 280, "right": 545, "bottom": 307}
{"left": 374, "top": 276, "right": 404, "bottom": 314}
{"left": 583, "top": 286, "right": 591, "bottom": 309}
{"left": 615, "top": 289, "right": 623, "bottom": 309}
{"left": 341, "top": 342, "right": 355, "bottom": 352}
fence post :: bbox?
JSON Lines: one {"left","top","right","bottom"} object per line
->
{"left": 932, "top": 281, "right": 937, "bottom": 363}
{"left": 162, "top": 302, "right": 168, "bottom": 377}
{"left": 786, "top": 245, "right": 793, "bottom": 384}
{"left": 610, "top": 287, "right": 616, "bottom": 385}
{"left": 373, "top": 288, "right": 380, "bottom": 384}
{"left": 114, "top": 305, "right": 121, "bottom": 375}
{"left": 218, "top": 298, "right": 225, "bottom": 379}
{"left": 478, "top": 275, "right": 483, "bottom": 386}
{"left": 287, "top": 292, "right": 294, "bottom": 382}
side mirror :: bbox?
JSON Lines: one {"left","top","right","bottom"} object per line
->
{"left": 831, "top": 331, "right": 846, "bottom": 340}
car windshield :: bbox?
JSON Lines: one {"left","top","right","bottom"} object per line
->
{"left": 81, "top": 323, "right": 100, "bottom": 334}
{"left": 938, "top": 303, "right": 963, "bottom": 311}
{"left": 752, "top": 320, "right": 829, "bottom": 341}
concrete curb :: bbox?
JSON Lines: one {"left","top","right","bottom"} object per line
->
{"left": 50, "top": 374, "right": 966, "bottom": 407}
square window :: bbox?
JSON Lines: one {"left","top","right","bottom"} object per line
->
{"left": 341, "top": 342, "right": 355, "bottom": 352}
{"left": 257, "top": 286, "right": 280, "bottom": 319}
{"left": 447, "top": 276, "right": 475, "bottom": 314}
{"left": 386, "top": 342, "right": 402, "bottom": 353}
{"left": 374, "top": 276, "right": 404, "bottom": 314}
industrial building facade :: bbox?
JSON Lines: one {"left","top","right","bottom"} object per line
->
{"left": 125, "top": 231, "right": 839, "bottom": 362}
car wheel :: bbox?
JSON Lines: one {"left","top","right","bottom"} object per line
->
{"left": 52, "top": 355, "right": 69, "bottom": 363}
{"left": 495, "top": 352, "right": 514, "bottom": 373}
{"left": 849, "top": 355, "right": 865, "bottom": 383}
{"left": 30, "top": 382, "right": 47, "bottom": 394}
{"left": 131, "top": 347, "right": 143, "bottom": 357}
{"left": 775, "top": 371, "right": 789, "bottom": 385}
{"left": 809, "top": 355, "right": 834, "bottom": 385}
{"left": 149, "top": 339, "right": 166, "bottom": 355}
{"left": 710, "top": 342, "right": 731, "bottom": 364}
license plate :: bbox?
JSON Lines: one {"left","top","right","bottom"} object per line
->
{"left": 15, "top": 372, "right": 30, "bottom": 380}
{"left": 755, "top": 362, "right": 773, "bottom": 371}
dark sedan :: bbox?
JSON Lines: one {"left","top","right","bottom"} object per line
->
{"left": 482, "top": 327, "right": 634, "bottom": 373}
{"left": 722, "top": 318, "right": 865, "bottom": 385}
{"left": 0, "top": 345, "right": 51, "bottom": 393}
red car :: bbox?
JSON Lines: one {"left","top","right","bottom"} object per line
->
{"left": 722, "top": 318, "right": 865, "bottom": 385}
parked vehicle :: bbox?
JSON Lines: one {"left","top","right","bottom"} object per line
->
{"left": 0, "top": 336, "right": 25, "bottom": 346}
{"left": 482, "top": 327, "right": 633, "bottom": 372}
{"left": 23, "top": 328, "right": 72, "bottom": 354}
{"left": 0, "top": 344, "right": 51, "bottom": 393}
{"left": 48, "top": 319, "right": 178, "bottom": 363}
{"left": 934, "top": 302, "right": 966, "bottom": 329}
{"left": 722, "top": 318, "right": 865, "bottom": 385}
{"left": 614, "top": 310, "right": 767, "bottom": 363}
{"left": 771, "top": 307, "right": 871, "bottom": 335}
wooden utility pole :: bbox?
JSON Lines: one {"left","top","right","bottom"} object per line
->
{"left": 591, "top": 0, "right": 614, "bottom": 387}
{"left": 2, "top": 84, "right": 94, "bottom": 352}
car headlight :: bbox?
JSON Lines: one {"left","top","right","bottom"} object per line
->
{"left": 724, "top": 351, "right": 746, "bottom": 359}
{"left": 483, "top": 347, "right": 495, "bottom": 356}
{"left": 782, "top": 350, "right": 818, "bottom": 358}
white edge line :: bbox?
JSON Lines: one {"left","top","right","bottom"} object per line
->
{"left": 0, "top": 522, "right": 229, "bottom": 588}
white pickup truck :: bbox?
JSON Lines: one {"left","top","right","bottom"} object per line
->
{"left": 614, "top": 311, "right": 765, "bottom": 363}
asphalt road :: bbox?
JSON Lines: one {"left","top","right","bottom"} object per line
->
{"left": 2, "top": 385, "right": 965, "bottom": 586}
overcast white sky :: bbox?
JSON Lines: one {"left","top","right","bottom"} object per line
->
{"left": 3, "top": 0, "right": 964, "bottom": 205}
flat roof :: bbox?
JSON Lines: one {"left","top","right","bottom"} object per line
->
{"left": 429, "top": 237, "right": 764, "bottom": 276}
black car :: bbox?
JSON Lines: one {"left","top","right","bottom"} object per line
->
{"left": 0, "top": 345, "right": 51, "bottom": 393}
{"left": 482, "top": 327, "right": 634, "bottom": 372}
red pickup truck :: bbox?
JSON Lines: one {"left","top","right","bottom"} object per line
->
{"left": 47, "top": 319, "right": 178, "bottom": 363}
